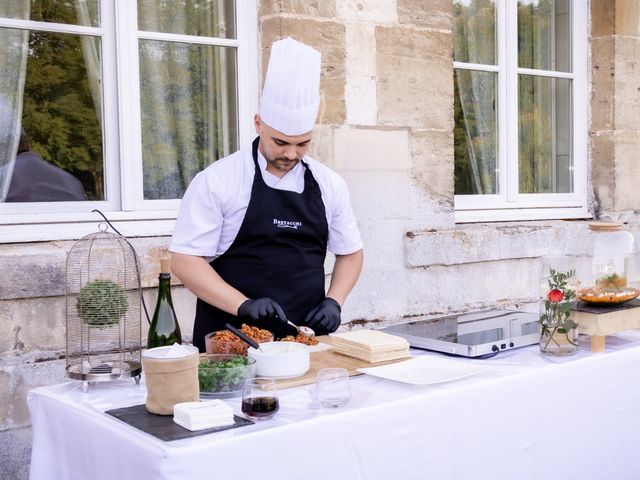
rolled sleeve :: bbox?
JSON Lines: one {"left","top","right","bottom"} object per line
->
{"left": 169, "top": 172, "right": 223, "bottom": 257}
{"left": 327, "top": 175, "right": 363, "bottom": 255}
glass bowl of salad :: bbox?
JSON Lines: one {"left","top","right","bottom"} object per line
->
{"left": 198, "top": 354, "right": 256, "bottom": 398}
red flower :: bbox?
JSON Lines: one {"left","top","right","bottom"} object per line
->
{"left": 547, "top": 289, "right": 564, "bottom": 302}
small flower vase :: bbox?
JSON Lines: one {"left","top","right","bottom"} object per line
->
{"left": 539, "top": 257, "right": 579, "bottom": 356}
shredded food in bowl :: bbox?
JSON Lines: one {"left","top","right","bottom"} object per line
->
{"left": 208, "top": 324, "right": 274, "bottom": 355}
{"left": 281, "top": 334, "right": 319, "bottom": 346}
{"left": 239, "top": 324, "right": 274, "bottom": 342}
{"left": 207, "top": 324, "right": 319, "bottom": 355}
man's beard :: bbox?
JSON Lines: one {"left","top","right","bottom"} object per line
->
{"left": 266, "top": 156, "right": 300, "bottom": 173}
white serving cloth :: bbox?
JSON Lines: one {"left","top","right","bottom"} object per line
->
{"left": 28, "top": 332, "right": 640, "bottom": 480}
{"left": 169, "top": 146, "right": 363, "bottom": 258}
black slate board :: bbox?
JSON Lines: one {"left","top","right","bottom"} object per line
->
{"left": 105, "top": 403, "right": 253, "bottom": 442}
{"left": 573, "top": 298, "right": 640, "bottom": 314}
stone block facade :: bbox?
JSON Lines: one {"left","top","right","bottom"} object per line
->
{"left": 3, "top": 1, "right": 640, "bottom": 478}
{"left": 591, "top": 0, "right": 640, "bottom": 215}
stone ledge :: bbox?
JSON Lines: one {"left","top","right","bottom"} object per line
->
{"left": 0, "top": 237, "right": 172, "bottom": 301}
{"left": 404, "top": 221, "right": 591, "bottom": 267}
{"left": 0, "top": 286, "right": 196, "bottom": 355}
{"left": 343, "top": 299, "right": 537, "bottom": 331}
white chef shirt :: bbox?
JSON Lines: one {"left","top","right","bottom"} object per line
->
{"left": 169, "top": 145, "right": 363, "bottom": 259}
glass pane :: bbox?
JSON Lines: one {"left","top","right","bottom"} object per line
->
{"left": 453, "top": 0, "right": 496, "bottom": 65}
{"left": 454, "top": 69, "right": 498, "bottom": 195}
{"left": 3, "top": 28, "right": 102, "bottom": 202}
{"left": 519, "top": 75, "right": 572, "bottom": 194}
{"left": 518, "top": 0, "right": 571, "bottom": 72}
{"left": 1, "top": 0, "right": 101, "bottom": 27}
{"left": 137, "top": 0, "right": 236, "bottom": 39}
{"left": 139, "top": 40, "right": 238, "bottom": 200}
{"left": 0, "top": 25, "right": 27, "bottom": 201}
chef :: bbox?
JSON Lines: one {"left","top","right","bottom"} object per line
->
{"left": 169, "top": 38, "right": 364, "bottom": 351}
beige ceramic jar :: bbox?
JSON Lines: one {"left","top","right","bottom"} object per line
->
{"left": 142, "top": 345, "right": 200, "bottom": 415}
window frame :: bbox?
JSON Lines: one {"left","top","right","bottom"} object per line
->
{"left": 453, "top": 0, "right": 589, "bottom": 223}
{"left": 0, "top": 0, "right": 258, "bottom": 243}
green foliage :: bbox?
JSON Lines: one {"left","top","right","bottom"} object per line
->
{"left": 137, "top": 0, "right": 234, "bottom": 38}
{"left": 453, "top": 0, "right": 497, "bottom": 195}
{"left": 453, "top": 70, "right": 497, "bottom": 195}
{"left": 138, "top": 39, "right": 238, "bottom": 199}
{"left": 198, "top": 356, "right": 253, "bottom": 393}
{"left": 453, "top": 0, "right": 496, "bottom": 65}
{"left": 18, "top": 0, "right": 238, "bottom": 202}
{"left": 21, "top": 1, "right": 103, "bottom": 200}
{"left": 546, "top": 268, "right": 576, "bottom": 294}
{"left": 76, "top": 279, "right": 128, "bottom": 327}
{"left": 540, "top": 267, "right": 578, "bottom": 351}
{"left": 454, "top": 0, "right": 569, "bottom": 196}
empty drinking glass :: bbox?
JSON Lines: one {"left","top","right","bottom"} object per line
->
{"left": 315, "top": 368, "right": 351, "bottom": 408}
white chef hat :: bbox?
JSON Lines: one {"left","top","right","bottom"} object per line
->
{"left": 259, "top": 37, "right": 321, "bottom": 136}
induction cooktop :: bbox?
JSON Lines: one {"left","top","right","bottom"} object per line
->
{"left": 381, "top": 309, "right": 539, "bottom": 358}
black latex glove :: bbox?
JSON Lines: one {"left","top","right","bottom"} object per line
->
{"left": 237, "top": 298, "right": 288, "bottom": 325}
{"left": 304, "top": 297, "right": 342, "bottom": 334}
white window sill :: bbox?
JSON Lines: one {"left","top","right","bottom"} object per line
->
{"left": 455, "top": 206, "right": 592, "bottom": 223}
{"left": 0, "top": 210, "right": 178, "bottom": 243}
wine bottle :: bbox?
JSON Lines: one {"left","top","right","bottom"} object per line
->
{"left": 147, "top": 259, "right": 182, "bottom": 348}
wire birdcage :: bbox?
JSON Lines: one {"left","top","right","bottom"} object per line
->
{"left": 65, "top": 225, "right": 142, "bottom": 390}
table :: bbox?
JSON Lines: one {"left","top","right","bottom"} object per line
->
{"left": 28, "top": 333, "right": 640, "bottom": 480}
{"left": 573, "top": 302, "right": 640, "bottom": 352}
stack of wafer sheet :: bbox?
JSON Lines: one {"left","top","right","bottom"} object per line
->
{"left": 330, "top": 330, "right": 411, "bottom": 363}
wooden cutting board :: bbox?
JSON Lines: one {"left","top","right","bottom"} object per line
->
{"left": 271, "top": 337, "right": 410, "bottom": 390}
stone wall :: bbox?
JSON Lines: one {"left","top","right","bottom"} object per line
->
{"left": 0, "top": 237, "right": 199, "bottom": 479}
{"left": 3, "top": 1, "right": 640, "bottom": 478}
{"left": 591, "top": 0, "right": 640, "bottom": 217}
{"left": 257, "top": 0, "right": 458, "bottom": 325}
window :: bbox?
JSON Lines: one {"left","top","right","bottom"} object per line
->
{"left": 0, "top": 0, "right": 257, "bottom": 241}
{"left": 453, "top": 0, "right": 588, "bottom": 222}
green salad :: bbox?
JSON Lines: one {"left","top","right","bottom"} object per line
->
{"left": 198, "top": 356, "right": 253, "bottom": 393}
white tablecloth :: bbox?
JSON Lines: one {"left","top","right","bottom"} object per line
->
{"left": 28, "top": 333, "right": 640, "bottom": 480}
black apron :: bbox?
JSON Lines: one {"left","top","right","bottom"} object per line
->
{"left": 193, "top": 137, "right": 329, "bottom": 351}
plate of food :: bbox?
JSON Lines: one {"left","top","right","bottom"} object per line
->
{"left": 576, "top": 273, "right": 640, "bottom": 305}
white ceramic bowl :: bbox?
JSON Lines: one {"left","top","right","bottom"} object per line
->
{"left": 247, "top": 342, "right": 310, "bottom": 379}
